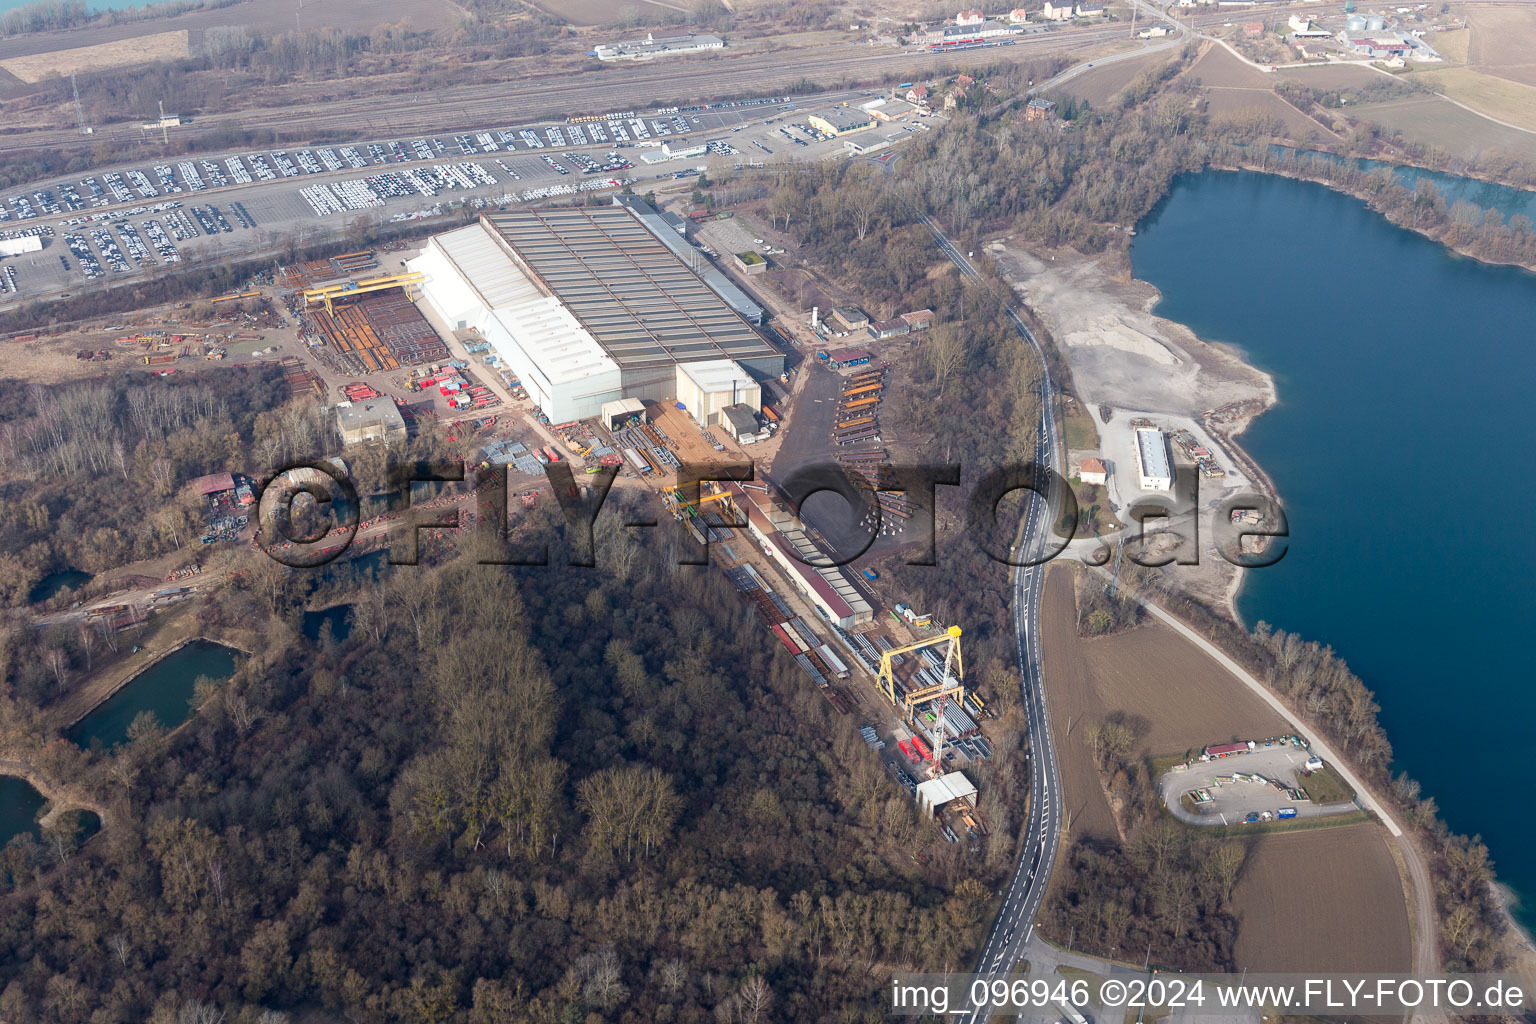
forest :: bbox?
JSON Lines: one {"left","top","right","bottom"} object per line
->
{"left": 0, "top": 507, "right": 1007, "bottom": 1022}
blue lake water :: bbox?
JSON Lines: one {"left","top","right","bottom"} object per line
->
{"left": 0, "top": 0, "right": 174, "bottom": 15}
{"left": 29, "top": 568, "right": 91, "bottom": 604}
{"left": 1271, "top": 146, "right": 1536, "bottom": 224}
{"left": 1131, "top": 169, "right": 1536, "bottom": 928}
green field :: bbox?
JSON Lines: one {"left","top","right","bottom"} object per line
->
{"left": 1300, "top": 762, "right": 1354, "bottom": 805}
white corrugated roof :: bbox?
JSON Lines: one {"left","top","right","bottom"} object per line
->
{"left": 492, "top": 297, "right": 617, "bottom": 388}
{"left": 916, "top": 771, "right": 977, "bottom": 808}
{"left": 680, "top": 358, "right": 754, "bottom": 396}
{"left": 432, "top": 223, "right": 542, "bottom": 310}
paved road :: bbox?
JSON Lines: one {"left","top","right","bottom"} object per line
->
{"left": 918, "top": 216, "right": 1067, "bottom": 1021}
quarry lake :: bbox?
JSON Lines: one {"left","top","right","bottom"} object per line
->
{"left": 69, "top": 639, "right": 240, "bottom": 750}
{"left": 1131, "top": 169, "right": 1536, "bottom": 929}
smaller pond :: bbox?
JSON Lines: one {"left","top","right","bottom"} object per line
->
{"left": 0, "top": 776, "right": 46, "bottom": 847}
{"left": 29, "top": 569, "right": 92, "bottom": 604}
{"left": 1269, "top": 145, "right": 1536, "bottom": 223}
{"left": 302, "top": 604, "right": 354, "bottom": 643}
{"left": 69, "top": 639, "right": 240, "bottom": 750}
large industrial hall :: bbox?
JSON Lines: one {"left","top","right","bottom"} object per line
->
{"left": 409, "top": 202, "right": 785, "bottom": 422}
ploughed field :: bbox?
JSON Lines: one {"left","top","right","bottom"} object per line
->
{"left": 1038, "top": 566, "right": 1292, "bottom": 840}
{"left": 1231, "top": 822, "right": 1412, "bottom": 973}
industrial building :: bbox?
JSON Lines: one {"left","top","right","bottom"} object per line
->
{"left": 409, "top": 205, "right": 783, "bottom": 422}
{"left": 593, "top": 31, "right": 724, "bottom": 60}
{"left": 614, "top": 196, "right": 765, "bottom": 325}
{"left": 916, "top": 771, "right": 978, "bottom": 817}
{"left": 1134, "top": 426, "right": 1173, "bottom": 491}
{"left": 336, "top": 399, "right": 407, "bottom": 447}
{"left": 807, "top": 107, "right": 877, "bottom": 137}
{"left": 675, "top": 358, "right": 761, "bottom": 426}
{"left": 842, "top": 129, "right": 910, "bottom": 156}
{"left": 719, "top": 403, "right": 762, "bottom": 443}
{"left": 860, "top": 97, "right": 919, "bottom": 121}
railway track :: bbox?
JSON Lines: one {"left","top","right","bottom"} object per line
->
{"left": 0, "top": 31, "right": 1130, "bottom": 159}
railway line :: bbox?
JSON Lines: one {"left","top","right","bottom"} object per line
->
{"left": 0, "top": 30, "right": 1132, "bottom": 161}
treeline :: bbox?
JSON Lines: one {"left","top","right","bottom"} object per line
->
{"left": 1135, "top": 577, "right": 1507, "bottom": 972}
{"left": 0, "top": 0, "right": 88, "bottom": 36}
{"left": 898, "top": 50, "right": 1208, "bottom": 252}
{"left": 0, "top": 504, "right": 996, "bottom": 1020}
{"left": 1224, "top": 145, "right": 1536, "bottom": 270}
{"left": 1049, "top": 823, "right": 1244, "bottom": 971}
{"left": 0, "top": 371, "right": 287, "bottom": 609}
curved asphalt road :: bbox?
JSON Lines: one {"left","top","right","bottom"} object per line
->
{"left": 920, "top": 217, "right": 1066, "bottom": 1019}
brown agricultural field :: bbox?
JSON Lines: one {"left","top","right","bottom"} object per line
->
{"left": 0, "top": 0, "right": 462, "bottom": 63}
{"left": 1039, "top": 566, "right": 1293, "bottom": 842}
{"left": 1040, "top": 565, "right": 1120, "bottom": 843}
{"left": 1183, "top": 42, "right": 1266, "bottom": 90}
{"left": 1410, "top": 67, "right": 1536, "bottom": 133}
{"left": 1465, "top": 5, "right": 1536, "bottom": 87}
{"left": 1231, "top": 822, "right": 1412, "bottom": 973}
{"left": 528, "top": 0, "right": 720, "bottom": 24}
{"left": 1061, "top": 50, "right": 1166, "bottom": 106}
{"left": 1349, "top": 93, "right": 1536, "bottom": 162}
{"left": 0, "top": 30, "right": 189, "bottom": 83}
{"left": 1183, "top": 44, "right": 1337, "bottom": 142}
{"left": 1277, "top": 62, "right": 1381, "bottom": 90}
{"left": 1431, "top": 27, "right": 1470, "bottom": 65}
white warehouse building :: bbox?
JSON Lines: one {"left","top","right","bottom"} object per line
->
{"left": 409, "top": 224, "right": 624, "bottom": 421}
{"left": 0, "top": 234, "right": 43, "bottom": 258}
{"left": 409, "top": 208, "right": 784, "bottom": 424}
{"left": 1134, "top": 427, "right": 1173, "bottom": 491}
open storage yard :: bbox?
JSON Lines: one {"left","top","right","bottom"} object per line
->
{"left": 1231, "top": 823, "right": 1412, "bottom": 974}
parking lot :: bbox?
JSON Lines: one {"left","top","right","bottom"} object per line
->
{"left": 0, "top": 89, "right": 924, "bottom": 309}
{"left": 1160, "top": 746, "right": 1361, "bottom": 826}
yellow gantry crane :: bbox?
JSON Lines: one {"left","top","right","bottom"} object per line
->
{"left": 877, "top": 625, "right": 964, "bottom": 717}
{"left": 302, "top": 272, "right": 424, "bottom": 316}
{"left": 662, "top": 484, "right": 734, "bottom": 520}
{"left": 878, "top": 625, "right": 965, "bottom": 774}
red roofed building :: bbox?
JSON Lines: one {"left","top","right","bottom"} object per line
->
{"left": 955, "top": 8, "right": 985, "bottom": 24}
{"left": 1079, "top": 457, "right": 1107, "bottom": 485}
{"left": 1206, "top": 741, "right": 1253, "bottom": 758}
{"left": 907, "top": 84, "right": 930, "bottom": 105}
{"left": 724, "top": 482, "right": 873, "bottom": 628}
{"left": 190, "top": 472, "right": 236, "bottom": 496}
